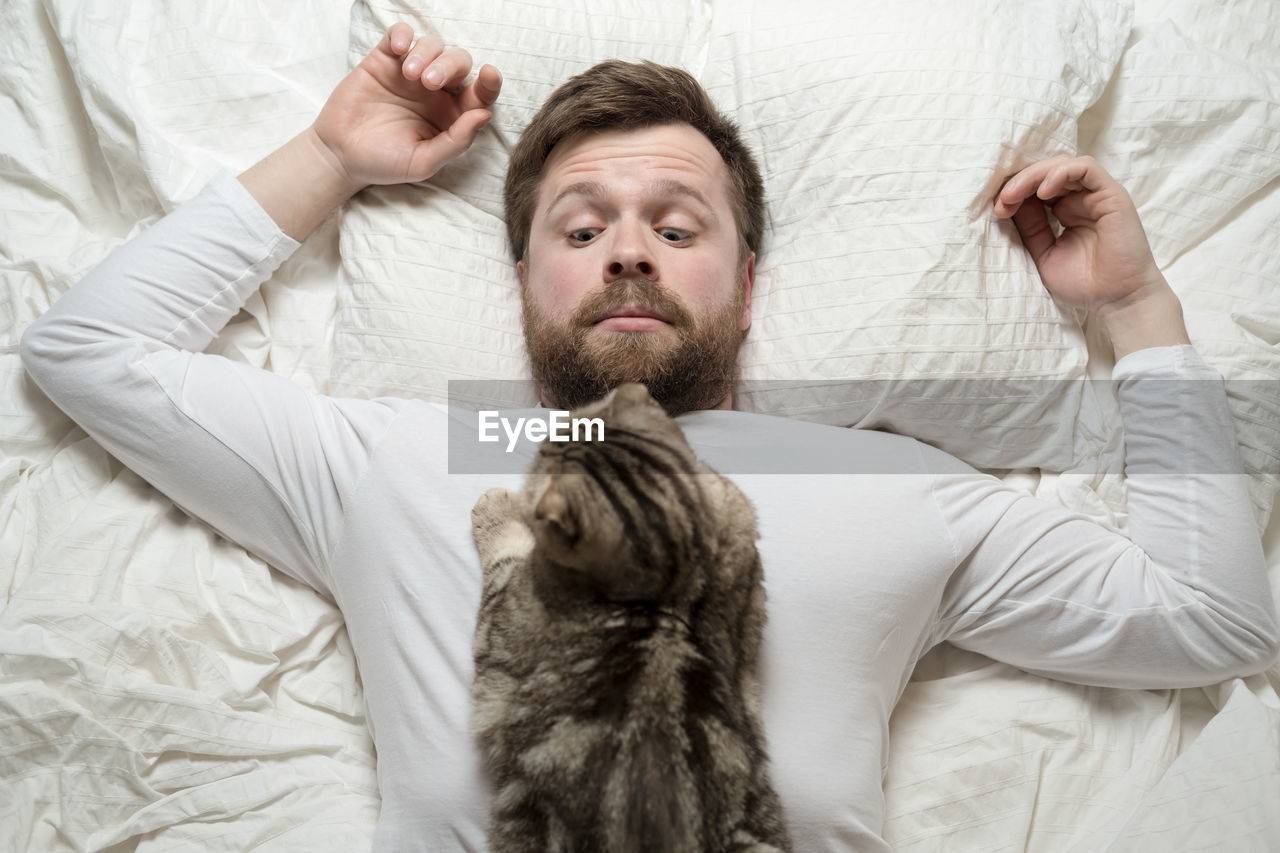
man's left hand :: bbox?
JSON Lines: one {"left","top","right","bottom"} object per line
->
{"left": 994, "top": 154, "right": 1190, "bottom": 358}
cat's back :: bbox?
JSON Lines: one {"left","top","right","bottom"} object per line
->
{"left": 526, "top": 603, "right": 765, "bottom": 852}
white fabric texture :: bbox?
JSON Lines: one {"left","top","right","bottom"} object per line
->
{"left": 18, "top": 171, "right": 1277, "bottom": 849}
{"left": 2, "top": 0, "right": 1280, "bottom": 850}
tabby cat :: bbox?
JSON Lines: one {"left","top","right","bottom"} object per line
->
{"left": 470, "top": 383, "right": 790, "bottom": 852}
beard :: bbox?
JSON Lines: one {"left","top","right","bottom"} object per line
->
{"left": 522, "top": 278, "right": 746, "bottom": 417}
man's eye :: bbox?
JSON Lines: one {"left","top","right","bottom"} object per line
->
{"left": 659, "top": 228, "right": 692, "bottom": 243}
{"left": 569, "top": 229, "right": 599, "bottom": 243}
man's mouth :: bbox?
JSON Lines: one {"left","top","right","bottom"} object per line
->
{"left": 592, "top": 305, "right": 673, "bottom": 332}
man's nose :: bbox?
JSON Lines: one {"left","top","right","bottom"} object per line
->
{"left": 604, "top": 223, "right": 656, "bottom": 281}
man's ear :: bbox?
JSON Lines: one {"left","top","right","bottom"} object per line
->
{"left": 740, "top": 252, "right": 755, "bottom": 333}
{"left": 517, "top": 259, "right": 526, "bottom": 284}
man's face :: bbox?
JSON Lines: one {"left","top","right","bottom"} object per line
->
{"left": 518, "top": 123, "right": 755, "bottom": 416}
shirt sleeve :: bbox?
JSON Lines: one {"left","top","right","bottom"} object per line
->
{"left": 927, "top": 346, "right": 1280, "bottom": 688}
{"left": 19, "top": 171, "right": 396, "bottom": 598}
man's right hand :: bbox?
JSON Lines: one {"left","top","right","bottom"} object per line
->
{"left": 238, "top": 22, "right": 501, "bottom": 242}
{"left": 311, "top": 22, "right": 502, "bottom": 190}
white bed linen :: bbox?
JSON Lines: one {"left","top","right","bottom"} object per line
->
{"left": 2, "top": 0, "right": 1278, "bottom": 851}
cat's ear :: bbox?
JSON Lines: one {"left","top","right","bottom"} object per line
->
{"left": 534, "top": 482, "right": 577, "bottom": 544}
{"left": 612, "top": 382, "right": 656, "bottom": 407}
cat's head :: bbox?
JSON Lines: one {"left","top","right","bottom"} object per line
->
{"left": 527, "top": 383, "right": 708, "bottom": 602}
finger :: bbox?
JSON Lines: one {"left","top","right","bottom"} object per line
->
{"left": 993, "top": 154, "right": 1071, "bottom": 218}
{"left": 385, "top": 22, "right": 413, "bottom": 56}
{"left": 420, "top": 46, "right": 474, "bottom": 92}
{"left": 1038, "top": 157, "right": 1111, "bottom": 202}
{"left": 447, "top": 108, "right": 493, "bottom": 150}
{"left": 407, "top": 109, "right": 493, "bottom": 181}
{"left": 1038, "top": 162, "right": 1082, "bottom": 201}
{"left": 1047, "top": 191, "right": 1091, "bottom": 227}
{"left": 402, "top": 31, "right": 445, "bottom": 81}
{"left": 1010, "top": 197, "right": 1056, "bottom": 262}
{"left": 366, "top": 23, "right": 415, "bottom": 68}
{"left": 457, "top": 63, "right": 502, "bottom": 113}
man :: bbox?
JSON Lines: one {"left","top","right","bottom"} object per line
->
{"left": 20, "top": 21, "right": 1278, "bottom": 852}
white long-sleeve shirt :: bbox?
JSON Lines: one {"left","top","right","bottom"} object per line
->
{"left": 20, "top": 171, "right": 1278, "bottom": 852}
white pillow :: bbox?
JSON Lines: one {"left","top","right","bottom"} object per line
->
{"left": 335, "top": 0, "right": 1132, "bottom": 471}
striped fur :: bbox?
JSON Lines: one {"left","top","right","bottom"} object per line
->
{"left": 471, "top": 384, "right": 790, "bottom": 852}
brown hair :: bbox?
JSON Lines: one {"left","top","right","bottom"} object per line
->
{"left": 503, "top": 60, "right": 765, "bottom": 265}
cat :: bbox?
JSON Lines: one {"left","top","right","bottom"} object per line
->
{"left": 470, "top": 382, "right": 790, "bottom": 852}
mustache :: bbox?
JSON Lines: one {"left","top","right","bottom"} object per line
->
{"left": 569, "top": 279, "right": 693, "bottom": 330}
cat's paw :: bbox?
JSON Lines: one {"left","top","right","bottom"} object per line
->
{"left": 473, "top": 487, "right": 522, "bottom": 529}
{"left": 472, "top": 487, "right": 530, "bottom": 551}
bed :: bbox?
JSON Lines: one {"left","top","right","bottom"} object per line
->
{"left": 3, "top": 0, "right": 1278, "bottom": 849}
